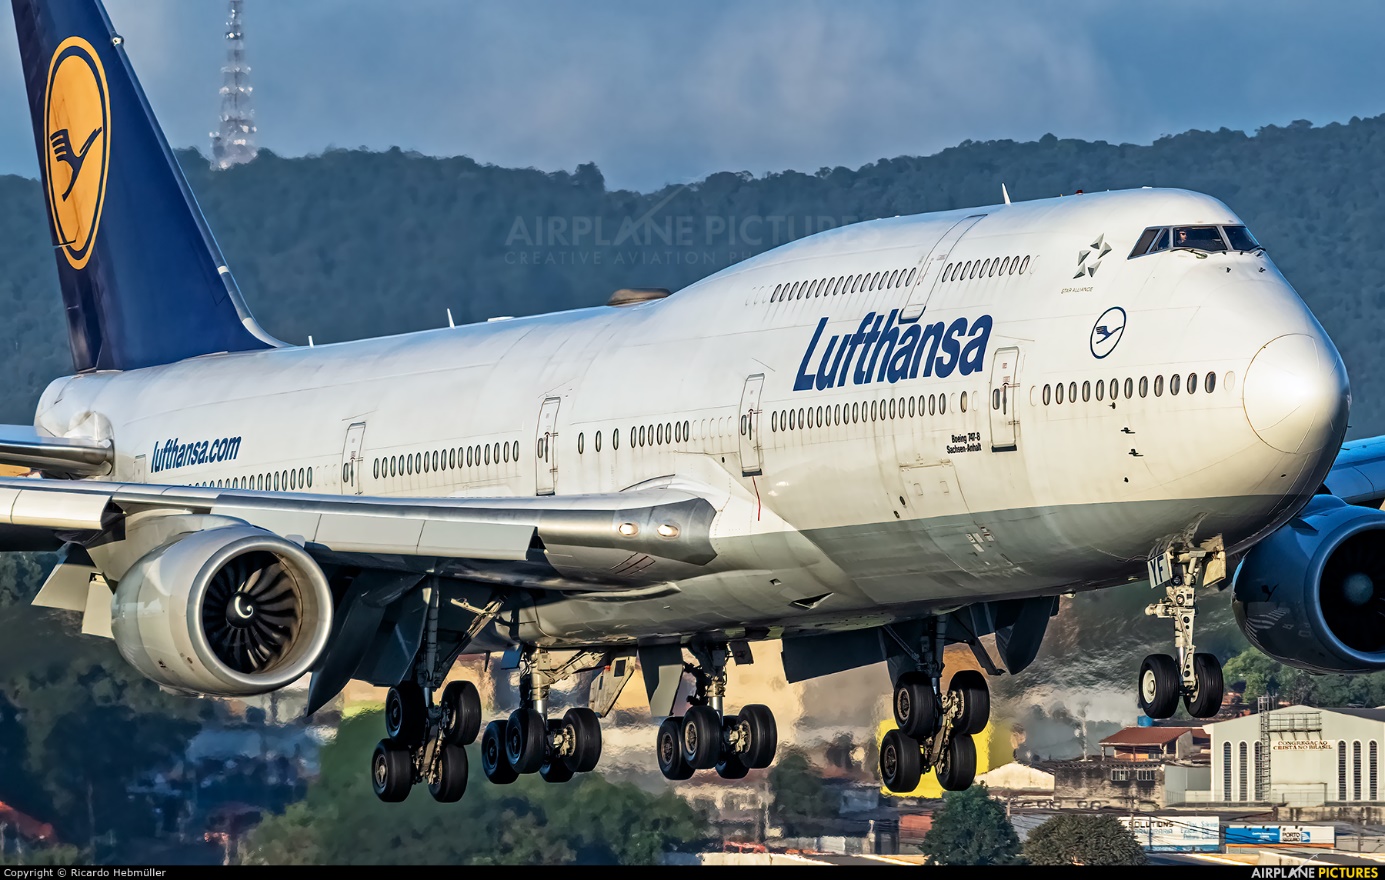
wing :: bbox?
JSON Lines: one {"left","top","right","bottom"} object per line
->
{"left": 1323, "top": 436, "right": 1385, "bottom": 506}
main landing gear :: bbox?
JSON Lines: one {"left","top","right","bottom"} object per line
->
{"left": 479, "top": 647, "right": 606, "bottom": 786}
{"left": 1138, "top": 544, "right": 1226, "bottom": 720}
{"left": 656, "top": 644, "right": 778, "bottom": 781}
{"left": 371, "top": 587, "right": 486, "bottom": 803}
{"left": 879, "top": 620, "right": 991, "bottom": 794}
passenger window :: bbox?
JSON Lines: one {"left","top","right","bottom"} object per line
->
{"left": 1124, "top": 378, "right": 1134, "bottom": 399}
{"left": 406, "top": 455, "right": 414, "bottom": 475}
{"left": 613, "top": 429, "right": 620, "bottom": 450}
{"left": 1187, "top": 372, "right": 1199, "bottom": 393}
{"left": 960, "top": 391, "right": 967, "bottom": 412}
{"left": 307, "top": 469, "right": 313, "bottom": 488}
{"left": 1020, "top": 256, "right": 1030, "bottom": 273}
{"left": 981, "top": 258, "right": 991, "bottom": 276}
{"left": 1154, "top": 375, "right": 1164, "bottom": 397}
{"left": 1043, "top": 384, "right": 1051, "bottom": 405}
{"left": 929, "top": 394, "right": 936, "bottom": 416}
{"left": 578, "top": 433, "right": 584, "bottom": 454}
{"left": 274, "top": 472, "right": 280, "bottom": 491}
{"left": 374, "top": 459, "right": 380, "bottom": 479}
{"left": 851, "top": 402, "right": 859, "bottom": 422}
{"left": 773, "top": 283, "right": 783, "bottom": 301}
{"left": 1056, "top": 383, "right": 1065, "bottom": 405}
{"left": 939, "top": 395, "right": 946, "bottom": 414}
{"left": 1170, "top": 373, "right": 1181, "bottom": 395}
{"left": 1108, "top": 378, "right": 1118, "bottom": 400}
{"left": 1172, "top": 226, "right": 1227, "bottom": 252}
{"left": 1000, "top": 257, "right": 1010, "bottom": 274}
{"left": 1139, "top": 377, "right": 1148, "bottom": 398}
{"left": 906, "top": 268, "right": 916, "bottom": 286}
{"left": 433, "top": 450, "right": 440, "bottom": 470}
{"left": 495, "top": 442, "right": 501, "bottom": 462}
{"left": 1082, "top": 381, "right": 1091, "bottom": 402}
{"left": 906, "top": 398, "right": 914, "bottom": 418}
{"left": 1205, "top": 371, "right": 1217, "bottom": 393}
{"left": 992, "top": 389, "right": 1001, "bottom": 410}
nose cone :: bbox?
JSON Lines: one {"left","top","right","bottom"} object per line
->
{"left": 1243, "top": 333, "right": 1349, "bottom": 454}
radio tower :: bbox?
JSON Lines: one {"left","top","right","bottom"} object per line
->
{"left": 210, "top": 0, "right": 258, "bottom": 170}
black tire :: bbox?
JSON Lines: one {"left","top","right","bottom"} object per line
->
{"left": 540, "top": 755, "right": 575, "bottom": 783}
{"left": 385, "top": 681, "right": 426, "bottom": 745}
{"left": 879, "top": 729, "right": 922, "bottom": 794}
{"left": 562, "top": 707, "right": 603, "bottom": 773}
{"left": 657, "top": 716, "right": 693, "bottom": 780}
{"left": 428, "top": 743, "right": 469, "bottom": 803}
{"left": 440, "top": 681, "right": 482, "bottom": 746}
{"left": 371, "top": 738, "right": 413, "bottom": 803}
{"left": 681, "top": 704, "right": 722, "bottom": 770}
{"left": 716, "top": 749, "right": 750, "bottom": 780}
{"left": 1138, "top": 653, "right": 1181, "bottom": 719}
{"left": 738, "top": 704, "right": 778, "bottom": 769}
{"left": 937, "top": 732, "right": 977, "bottom": 791}
{"left": 894, "top": 671, "right": 939, "bottom": 740}
{"left": 950, "top": 670, "right": 991, "bottom": 735}
{"left": 506, "top": 708, "right": 547, "bottom": 774}
{"left": 1184, "top": 653, "right": 1224, "bottom": 719}
{"left": 481, "top": 719, "right": 518, "bottom": 785}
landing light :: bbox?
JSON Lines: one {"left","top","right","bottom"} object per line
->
{"left": 617, "top": 522, "right": 639, "bottom": 537}
{"left": 656, "top": 524, "right": 680, "bottom": 539}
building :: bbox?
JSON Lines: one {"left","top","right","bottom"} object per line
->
{"left": 1051, "top": 758, "right": 1211, "bottom": 810}
{"left": 1208, "top": 705, "right": 1385, "bottom": 807}
{"left": 1100, "top": 726, "right": 1208, "bottom": 762}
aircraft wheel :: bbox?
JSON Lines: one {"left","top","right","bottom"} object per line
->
{"left": 1138, "top": 653, "right": 1181, "bottom": 719}
{"left": 879, "top": 729, "right": 921, "bottom": 794}
{"left": 681, "top": 705, "right": 721, "bottom": 770}
{"left": 540, "top": 754, "right": 576, "bottom": 783}
{"left": 950, "top": 670, "right": 991, "bottom": 735}
{"left": 937, "top": 732, "right": 977, "bottom": 791}
{"left": 894, "top": 671, "right": 940, "bottom": 740}
{"left": 1184, "top": 653, "right": 1224, "bottom": 719}
{"left": 506, "top": 708, "right": 547, "bottom": 774}
{"left": 563, "top": 707, "right": 603, "bottom": 772}
{"left": 428, "top": 743, "right": 468, "bottom": 803}
{"left": 371, "top": 738, "right": 413, "bottom": 803}
{"left": 716, "top": 748, "right": 750, "bottom": 780}
{"left": 657, "top": 716, "right": 693, "bottom": 780}
{"left": 440, "top": 681, "right": 482, "bottom": 746}
{"left": 481, "top": 719, "right": 518, "bottom": 785}
{"left": 385, "top": 680, "right": 426, "bottom": 745}
{"left": 737, "top": 704, "right": 778, "bottom": 769}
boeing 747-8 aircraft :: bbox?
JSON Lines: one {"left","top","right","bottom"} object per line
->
{"left": 4, "top": 0, "right": 1384, "bottom": 801}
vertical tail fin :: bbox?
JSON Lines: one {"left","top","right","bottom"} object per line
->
{"left": 11, "top": 0, "right": 279, "bottom": 372}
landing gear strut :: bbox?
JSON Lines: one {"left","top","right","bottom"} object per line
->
{"left": 879, "top": 619, "right": 991, "bottom": 793}
{"left": 370, "top": 584, "right": 487, "bottom": 804}
{"left": 481, "top": 646, "right": 607, "bottom": 786}
{"left": 656, "top": 644, "right": 778, "bottom": 781}
{"left": 1139, "top": 544, "right": 1226, "bottom": 720}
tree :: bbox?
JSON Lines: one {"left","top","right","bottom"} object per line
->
{"left": 242, "top": 710, "right": 708, "bottom": 865}
{"left": 767, "top": 748, "right": 837, "bottom": 836}
{"left": 1023, "top": 814, "right": 1147, "bottom": 866}
{"left": 919, "top": 783, "right": 1020, "bottom": 865}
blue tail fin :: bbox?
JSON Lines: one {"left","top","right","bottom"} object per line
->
{"left": 11, "top": 0, "right": 279, "bottom": 372}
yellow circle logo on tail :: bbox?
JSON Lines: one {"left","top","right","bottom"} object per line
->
{"left": 44, "top": 37, "right": 110, "bottom": 271}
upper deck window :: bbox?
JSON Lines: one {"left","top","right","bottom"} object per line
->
{"left": 1129, "top": 224, "right": 1262, "bottom": 258}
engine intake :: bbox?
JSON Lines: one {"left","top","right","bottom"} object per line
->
{"left": 111, "top": 525, "right": 333, "bottom": 695}
{"left": 1233, "top": 495, "right": 1385, "bottom": 672}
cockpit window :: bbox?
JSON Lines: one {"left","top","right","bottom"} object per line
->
{"left": 1129, "top": 224, "right": 1263, "bottom": 258}
{"left": 1172, "top": 226, "right": 1227, "bottom": 252}
{"left": 1223, "top": 225, "right": 1261, "bottom": 252}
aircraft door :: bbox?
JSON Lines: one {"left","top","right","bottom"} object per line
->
{"left": 988, "top": 347, "right": 1020, "bottom": 452}
{"left": 900, "top": 214, "right": 986, "bottom": 321}
{"left": 738, "top": 374, "right": 765, "bottom": 477}
{"left": 536, "top": 397, "right": 561, "bottom": 495}
{"left": 340, "top": 421, "right": 367, "bottom": 494}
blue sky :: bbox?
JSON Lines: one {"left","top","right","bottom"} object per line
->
{"left": 0, "top": 0, "right": 1381, "bottom": 192}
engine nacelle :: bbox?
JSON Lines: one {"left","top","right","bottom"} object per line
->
{"left": 1233, "top": 495, "right": 1385, "bottom": 673}
{"left": 111, "top": 525, "right": 333, "bottom": 696}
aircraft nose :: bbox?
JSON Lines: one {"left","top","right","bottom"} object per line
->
{"left": 1242, "top": 333, "right": 1349, "bottom": 455}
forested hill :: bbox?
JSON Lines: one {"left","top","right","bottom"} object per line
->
{"left": 0, "top": 116, "right": 1383, "bottom": 433}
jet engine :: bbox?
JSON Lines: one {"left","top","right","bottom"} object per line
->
{"left": 111, "top": 525, "right": 333, "bottom": 695}
{"left": 1233, "top": 495, "right": 1385, "bottom": 673}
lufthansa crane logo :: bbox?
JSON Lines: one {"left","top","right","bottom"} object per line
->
{"left": 1090, "top": 306, "right": 1126, "bottom": 359}
{"left": 44, "top": 37, "right": 110, "bottom": 271}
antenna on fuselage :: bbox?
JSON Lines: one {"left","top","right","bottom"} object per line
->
{"left": 1002, "top": 183, "right": 1011, "bottom": 206}
{"left": 307, "top": 336, "right": 314, "bottom": 347}
{"left": 447, "top": 309, "right": 455, "bottom": 328}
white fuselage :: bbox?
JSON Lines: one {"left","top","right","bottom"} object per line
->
{"left": 32, "top": 188, "right": 1349, "bottom": 646}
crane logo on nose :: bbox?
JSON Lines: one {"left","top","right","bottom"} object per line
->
{"left": 1090, "top": 306, "right": 1126, "bottom": 359}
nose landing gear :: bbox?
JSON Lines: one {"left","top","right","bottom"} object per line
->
{"left": 879, "top": 621, "right": 991, "bottom": 794}
{"left": 1139, "top": 543, "right": 1227, "bottom": 719}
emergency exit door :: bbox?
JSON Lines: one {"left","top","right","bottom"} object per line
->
{"left": 988, "top": 347, "right": 1020, "bottom": 452}
{"left": 535, "top": 397, "right": 561, "bottom": 495}
{"left": 738, "top": 374, "right": 765, "bottom": 477}
{"left": 341, "top": 421, "right": 367, "bottom": 494}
